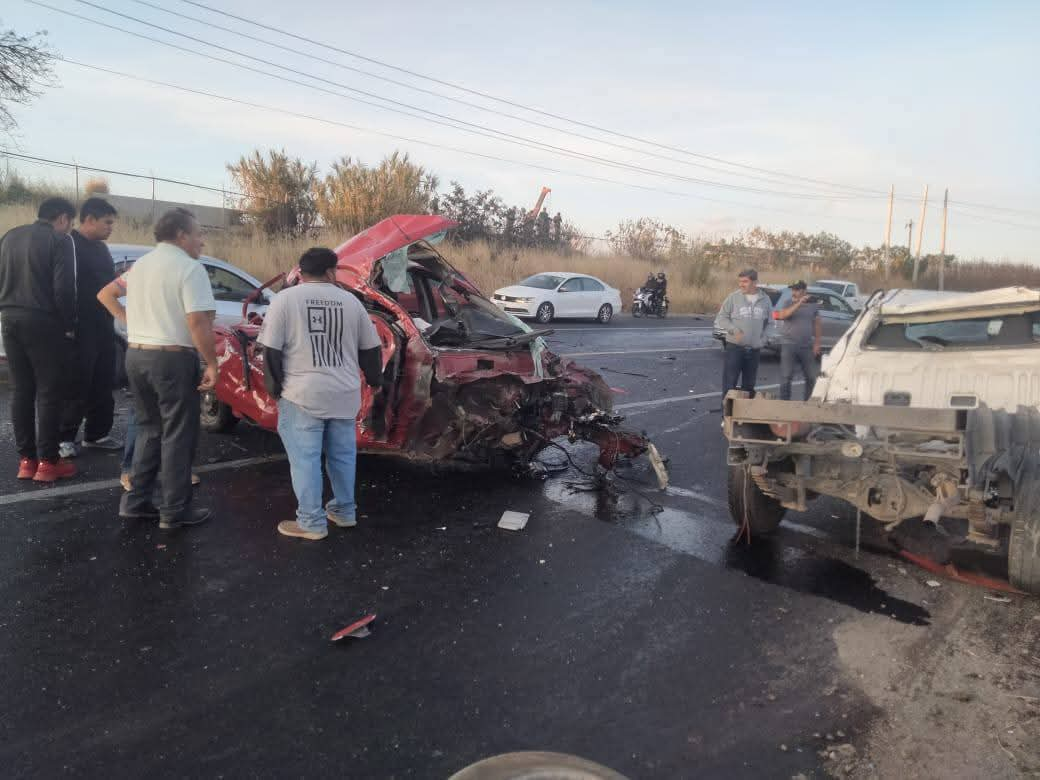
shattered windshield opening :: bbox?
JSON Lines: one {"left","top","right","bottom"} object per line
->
{"left": 373, "top": 242, "right": 532, "bottom": 349}
{"left": 866, "top": 311, "right": 1040, "bottom": 350}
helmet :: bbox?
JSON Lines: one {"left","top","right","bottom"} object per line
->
{"left": 656, "top": 272, "right": 666, "bottom": 281}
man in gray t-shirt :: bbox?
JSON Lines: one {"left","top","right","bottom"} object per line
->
{"left": 773, "top": 280, "right": 821, "bottom": 401}
{"left": 258, "top": 247, "right": 383, "bottom": 541}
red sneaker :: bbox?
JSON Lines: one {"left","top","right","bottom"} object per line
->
{"left": 17, "top": 458, "right": 39, "bottom": 480}
{"left": 33, "top": 459, "right": 78, "bottom": 483}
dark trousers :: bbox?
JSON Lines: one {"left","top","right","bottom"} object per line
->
{"left": 780, "top": 343, "right": 819, "bottom": 401}
{"left": 2, "top": 310, "right": 69, "bottom": 461}
{"left": 722, "top": 343, "right": 761, "bottom": 398}
{"left": 59, "top": 326, "right": 115, "bottom": 443}
{"left": 119, "top": 349, "right": 200, "bottom": 524}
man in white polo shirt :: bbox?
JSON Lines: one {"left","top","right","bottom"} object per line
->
{"left": 105, "top": 208, "right": 217, "bottom": 530}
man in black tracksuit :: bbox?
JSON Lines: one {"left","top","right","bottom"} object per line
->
{"left": 59, "top": 198, "right": 121, "bottom": 456}
{"left": 0, "top": 197, "right": 78, "bottom": 482}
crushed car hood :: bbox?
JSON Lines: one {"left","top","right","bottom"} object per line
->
{"left": 332, "top": 215, "right": 457, "bottom": 279}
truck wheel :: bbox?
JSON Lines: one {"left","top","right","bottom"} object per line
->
{"left": 727, "top": 465, "right": 785, "bottom": 537}
{"left": 449, "top": 752, "right": 626, "bottom": 780}
{"left": 200, "top": 390, "right": 237, "bottom": 433}
{"left": 1009, "top": 468, "right": 1040, "bottom": 594}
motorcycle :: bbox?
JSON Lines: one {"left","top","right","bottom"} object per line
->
{"left": 631, "top": 287, "right": 669, "bottom": 318}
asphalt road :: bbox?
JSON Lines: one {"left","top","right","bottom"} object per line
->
{"left": 0, "top": 314, "right": 1033, "bottom": 777}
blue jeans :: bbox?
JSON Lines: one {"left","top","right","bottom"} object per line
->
{"left": 722, "top": 343, "right": 760, "bottom": 398}
{"left": 276, "top": 398, "right": 358, "bottom": 533}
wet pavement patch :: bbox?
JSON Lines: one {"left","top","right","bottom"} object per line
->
{"left": 725, "top": 542, "right": 931, "bottom": 626}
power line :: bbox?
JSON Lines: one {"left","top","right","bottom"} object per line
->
{"left": 47, "top": 57, "right": 883, "bottom": 227}
{"left": 177, "top": 0, "right": 1040, "bottom": 222}
{"left": 46, "top": 0, "right": 876, "bottom": 202}
{"left": 949, "top": 200, "right": 1040, "bottom": 221}
{"left": 179, "top": 0, "right": 892, "bottom": 198}
{"left": 0, "top": 147, "right": 254, "bottom": 199}
{"left": 127, "top": 0, "right": 875, "bottom": 198}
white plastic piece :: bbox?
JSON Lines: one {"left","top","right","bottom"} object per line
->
{"left": 498, "top": 511, "right": 530, "bottom": 531}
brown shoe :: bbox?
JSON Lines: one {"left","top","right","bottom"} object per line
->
{"left": 277, "top": 520, "right": 327, "bottom": 540}
{"left": 120, "top": 473, "right": 132, "bottom": 492}
{"left": 191, "top": 473, "right": 201, "bottom": 486}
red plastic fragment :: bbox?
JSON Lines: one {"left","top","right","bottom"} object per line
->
{"left": 331, "top": 614, "right": 377, "bottom": 642}
{"left": 898, "top": 550, "right": 1025, "bottom": 595}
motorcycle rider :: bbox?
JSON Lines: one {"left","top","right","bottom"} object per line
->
{"left": 652, "top": 272, "right": 667, "bottom": 311}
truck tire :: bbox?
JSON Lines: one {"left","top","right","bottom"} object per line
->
{"left": 449, "top": 751, "right": 627, "bottom": 780}
{"left": 200, "top": 390, "right": 237, "bottom": 433}
{"left": 1009, "top": 467, "right": 1040, "bottom": 594}
{"left": 727, "top": 464, "right": 785, "bottom": 537}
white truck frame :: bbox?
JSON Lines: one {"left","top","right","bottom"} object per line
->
{"left": 723, "top": 286, "right": 1040, "bottom": 593}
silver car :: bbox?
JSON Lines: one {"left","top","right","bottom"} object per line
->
{"left": 712, "top": 284, "right": 858, "bottom": 353}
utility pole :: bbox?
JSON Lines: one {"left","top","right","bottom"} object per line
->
{"left": 906, "top": 218, "right": 914, "bottom": 278}
{"left": 912, "top": 185, "right": 928, "bottom": 287}
{"left": 939, "top": 188, "right": 949, "bottom": 291}
{"left": 883, "top": 184, "right": 894, "bottom": 280}
{"left": 74, "top": 164, "right": 80, "bottom": 201}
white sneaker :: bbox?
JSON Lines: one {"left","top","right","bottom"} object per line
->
{"left": 58, "top": 441, "right": 80, "bottom": 459}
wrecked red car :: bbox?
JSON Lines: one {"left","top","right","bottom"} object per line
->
{"left": 205, "top": 215, "right": 666, "bottom": 480}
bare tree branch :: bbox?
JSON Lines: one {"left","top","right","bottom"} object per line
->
{"left": 0, "top": 22, "right": 57, "bottom": 135}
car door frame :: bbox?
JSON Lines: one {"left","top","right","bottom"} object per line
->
{"left": 579, "top": 276, "right": 607, "bottom": 316}
{"left": 555, "top": 276, "right": 583, "bottom": 317}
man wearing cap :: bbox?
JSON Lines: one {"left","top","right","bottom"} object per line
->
{"left": 773, "top": 280, "right": 821, "bottom": 401}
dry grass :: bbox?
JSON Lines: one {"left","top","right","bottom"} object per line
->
{"left": 3, "top": 203, "right": 1038, "bottom": 313}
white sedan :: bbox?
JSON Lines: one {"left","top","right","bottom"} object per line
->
{"left": 492, "top": 273, "right": 622, "bottom": 324}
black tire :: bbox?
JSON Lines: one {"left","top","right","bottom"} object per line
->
{"left": 200, "top": 390, "right": 237, "bottom": 433}
{"left": 449, "top": 752, "right": 626, "bottom": 780}
{"left": 727, "top": 464, "right": 785, "bottom": 537}
{"left": 597, "top": 303, "right": 613, "bottom": 324}
{"left": 632, "top": 304, "right": 644, "bottom": 318}
{"left": 535, "top": 302, "right": 554, "bottom": 324}
{"left": 1009, "top": 466, "right": 1040, "bottom": 594}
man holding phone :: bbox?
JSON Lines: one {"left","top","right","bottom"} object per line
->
{"left": 773, "top": 280, "right": 822, "bottom": 401}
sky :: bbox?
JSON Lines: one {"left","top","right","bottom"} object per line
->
{"left": 3, "top": 0, "right": 1039, "bottom": 261}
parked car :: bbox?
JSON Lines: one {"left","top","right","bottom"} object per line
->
{"left": 207, "top": 215, "right": 667, "bottom": 481}
{"left": 723, "top": 286, "right": 1040, "bottom": 593}
{"left": 0, "top": 244, "right": 271, "bottom": 382}
{"left": 711, "top": 284, "right": 857, "bottom": 353}
{"left": 812, "top": 279, "right": 868, "bottom": 309}
{"left": 491, "top": 273, "right": 622, "bottom": 324}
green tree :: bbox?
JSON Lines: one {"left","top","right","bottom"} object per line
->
{"left": 607, "top": 218, "right": 683, "bottom": 261}
{"left": 227, "top": 149, "right": 318, "bottom": 237}
{"left": 316, "top": 151, "right": 438, "bottom": 235}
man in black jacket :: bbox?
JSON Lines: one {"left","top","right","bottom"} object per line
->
{"left": 0, "top": 197, "right": 78, "bottom": 482}
{"left": 59, "top": 198, "right": 121, "bottom": 457}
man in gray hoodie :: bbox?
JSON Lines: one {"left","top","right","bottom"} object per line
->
{"left": 714, "top": 268, "right": 773, "bottom": 398}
